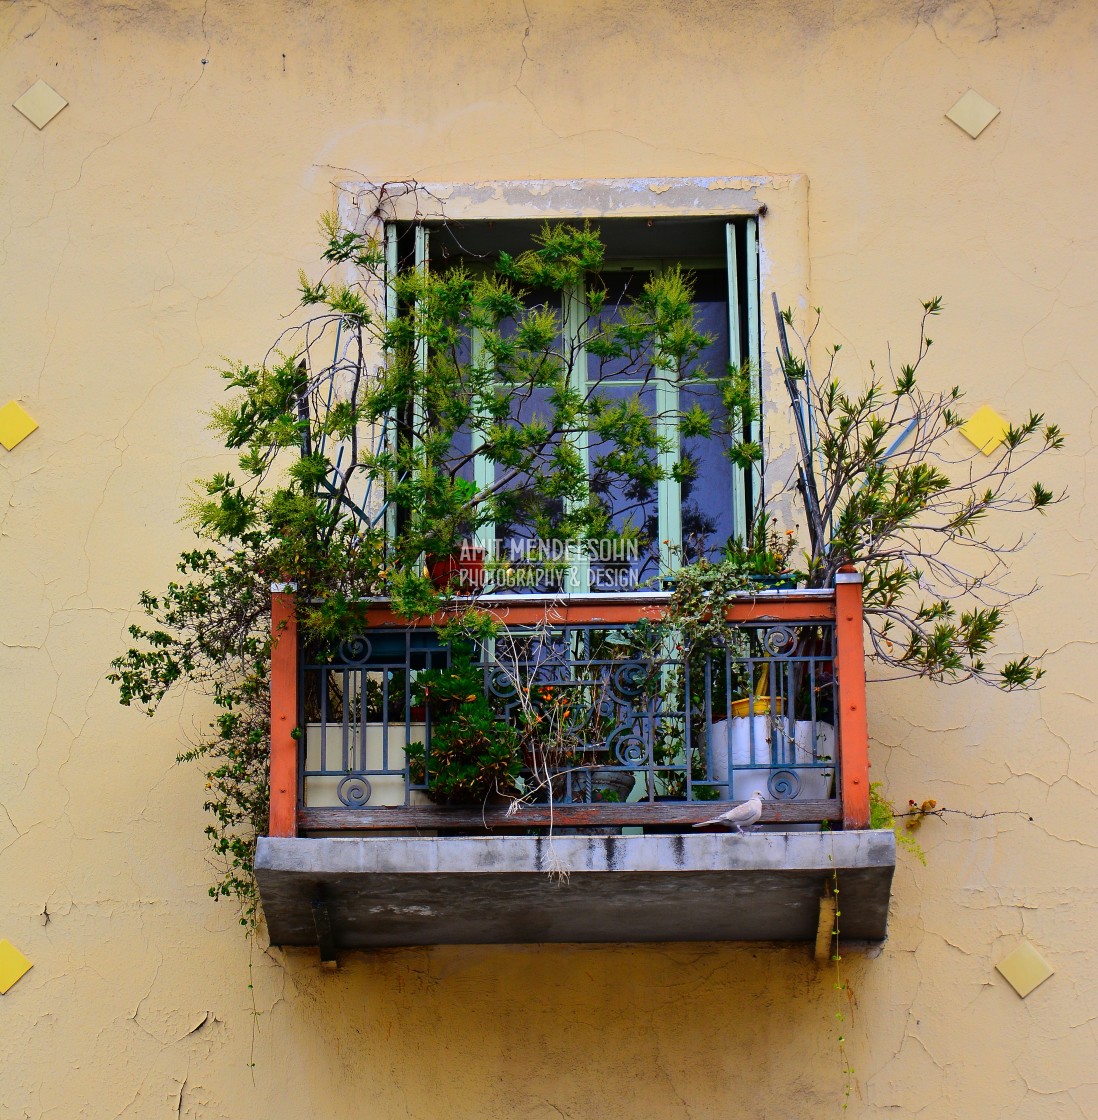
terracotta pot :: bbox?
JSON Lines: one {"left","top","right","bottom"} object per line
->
{"left": 427, "top": 546, "right": 486, "bottom": 593}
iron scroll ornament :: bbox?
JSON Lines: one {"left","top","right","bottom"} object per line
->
{"left": 767, "top": 769, "right": 801, "bottom": 800}
{"left": 337, "top": 775, "right": 373, "bottom": 807}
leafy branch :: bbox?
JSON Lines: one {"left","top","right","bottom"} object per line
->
{"left": 778, "top": 299, "right": 1065, "bottom": 689}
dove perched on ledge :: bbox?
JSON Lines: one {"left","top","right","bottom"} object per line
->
{"left": 692, "top": 791, "right": 765, "bottom": 833}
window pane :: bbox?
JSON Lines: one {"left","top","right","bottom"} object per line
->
{"left": 414, "top": 229, "right": 749, "bottom": 591}
{"left": 587, "top": 270, "right": 656, "bottom": 383}
{"left": 678, "top": 267, "right": 736, "bottom": 560}
{"left": 680, "top": 379, "right": 736, "bottom": 561}
{"left": 587, "top": 383, "right": 660, "bottom": 589}
{"left": 682, "top": 268, "right": 730, "bottom": 381}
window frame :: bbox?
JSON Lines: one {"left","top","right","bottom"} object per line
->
{"left": 347, "top": 176, "right": 809, "bottom": 593}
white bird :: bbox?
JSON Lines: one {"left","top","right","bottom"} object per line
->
{"left": 692, "top": 791, "right": 765, "bottom": 833}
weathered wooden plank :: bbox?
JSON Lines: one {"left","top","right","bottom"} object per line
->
{"left": 298, "top": 799, "right": 842, "bottom": 832}
{"left": 356, "top": 593, "right": 835, "bottom": 629}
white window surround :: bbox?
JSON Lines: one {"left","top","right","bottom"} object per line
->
{"left": 337, "top": 176, "right": 810, "bottom": 571}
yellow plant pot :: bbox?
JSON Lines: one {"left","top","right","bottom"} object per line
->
{"left": 729, "top": 696, "right": 784, "bottom": 719}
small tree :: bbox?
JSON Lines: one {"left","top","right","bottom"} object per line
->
{"left": 775, "top": 298, "right": 1064, "bottom": 688}
{"left": 206, "top": 214, "right": 757, "bottom": 607}
{"left": 111, "top": 212, "right": 750, "bottom": 922}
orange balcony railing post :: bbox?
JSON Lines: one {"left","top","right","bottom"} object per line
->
{"left": 835, "top": 568, "right": 870, "bottom": 829}
{"left": 269, "top": 584, "right": 299, "bottom": 838}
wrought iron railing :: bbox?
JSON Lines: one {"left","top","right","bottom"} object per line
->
{"left": 268, "top": 580, "right": 871, "bottom": 835}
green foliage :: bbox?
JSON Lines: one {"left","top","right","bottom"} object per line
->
{"left": 271, "top": 215, "right": 758, "bottom": 586}
{"left": 406, "top": 652, "right": 522, "bottom": 804}
{"left": 869, "top": 782, "right": 927, "bottom": 864}
{"left": 360, "top": 220, "right": 722, "bottom": 570}
{"left": 652, "top": 561, "right": 757, "bottom": 798}
{"left": 782, "top": 299, "right": 1064, "bottom": 689}
{"left": 715, "top": 362, "right": 763, "bottom": 471}
{"left": 109, "top": 541, "right": 274, "bottom": 929}
{"left": 665, "top": 557, "right": 757, "bottom": 654}
{"left": 177, "top": 670, "right": 270, "bottom": 929}
{"left": 722, "top": 512, "right": 799, "bottom": 578}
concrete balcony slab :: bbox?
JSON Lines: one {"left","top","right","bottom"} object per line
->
{"left": 256, "top": 830, "right": 895, "bottom": 950}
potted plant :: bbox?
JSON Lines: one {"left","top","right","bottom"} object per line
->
{"left": 487, "top": 621, "right": 644, "bottom": 811}
{"left": 721, "top": 512, "right": 800, "bottom": 589}
{"left": 716, "top": 665, "right": 835, "bottom": 831}
{"left": 427, "top": 536, "right": 488, "bottom": 595}
{"left": 344, "top": 219, "right": 726, "bottom": 611}
{"left": 401, "top": 612, "right": 637, "bottom": 812}
{"left": 652, "top": 559, "right": 753, "bottom": 799}
{"left": 656, "top": 551, "right": 836, "bottom": 824}
{"left": 405, "top": 648, "right": 523, "bottom": 805}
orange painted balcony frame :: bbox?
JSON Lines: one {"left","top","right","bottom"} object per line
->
{"left": 268, "top": 573, "right": 870, "bottom": 839}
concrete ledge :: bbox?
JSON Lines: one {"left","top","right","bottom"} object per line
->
{"left": 256, "top": 831, "right": 896, "bottom": 949}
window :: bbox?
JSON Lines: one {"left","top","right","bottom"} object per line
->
{"left": 382, "top": 212, "right": 762, "bottom": 593}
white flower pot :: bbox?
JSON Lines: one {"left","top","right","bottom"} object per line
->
{"left": 709, "top": 711, "right": 834, "bottom": 830}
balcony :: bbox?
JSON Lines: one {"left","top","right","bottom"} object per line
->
{"left": 255, "top": 573, "right": 895, "bottom": 955}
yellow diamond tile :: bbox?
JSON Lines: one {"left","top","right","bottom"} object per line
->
{"left": 946, "top": 89, "right": 1000, "bottom": 139}
{"left": 960, "top": 404, "right": 1009, "bottom": 455}
{"left": 12, "top": 80, "right": 68, "bottom": 130}
{"left": 0, "top": 401, "right": 38, "bottom": 451}
{"left": 0, "top": 939, "right": 32, "bottom": 994}
{"left": 996, "top": 940, "right": 1054, "bottom": 998}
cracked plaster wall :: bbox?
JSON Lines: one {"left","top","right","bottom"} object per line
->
{"left": 1, "top": 0, "right": 1096, "bottom": 1116}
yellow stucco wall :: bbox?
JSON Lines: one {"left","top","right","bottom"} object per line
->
{"left": 2, "top": 1, "right": 1095, "bottom": 1115}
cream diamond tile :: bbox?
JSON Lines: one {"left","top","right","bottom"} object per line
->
{"left": 996, "top": 940, "right": 1054, "bottom": 998}
{"left": 13, "top": 80, "right": 68, "bottom": 129}
{"left": 946, "top": 89, "right": 1000, "bottom": 138}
